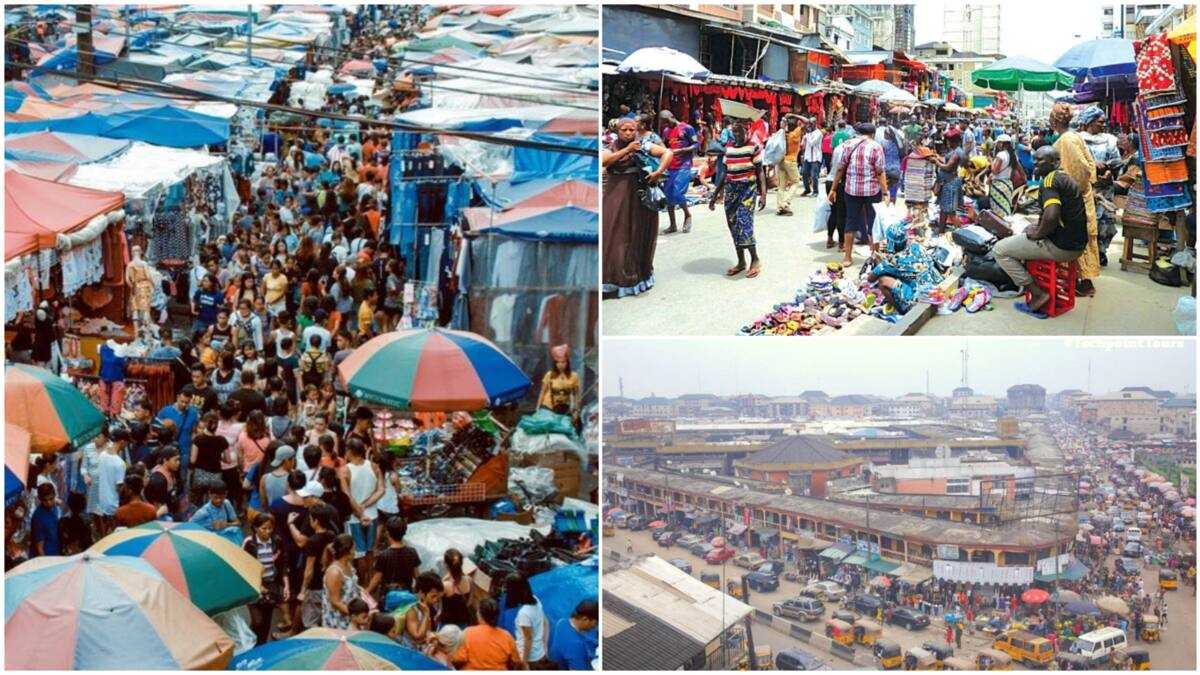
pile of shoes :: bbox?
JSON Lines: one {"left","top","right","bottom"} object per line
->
{"left": 474, "top": 537, "right": 554, "bottom": 579}
{"left": 739, "top": 263, "right": 875, "bottom": 336}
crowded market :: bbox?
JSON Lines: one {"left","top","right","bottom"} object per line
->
{"left": 601, "top": 3, "right": 1196, "bottom": 337}
{"left": 4, "top": 4, "right": 598, "bottom": 670}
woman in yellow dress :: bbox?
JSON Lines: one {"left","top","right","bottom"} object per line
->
{"left": 1050, "top": 102, "right": 1100, "bottom": 297}
{"left": 537, "top": 344, "right": 580, "bottom": 416}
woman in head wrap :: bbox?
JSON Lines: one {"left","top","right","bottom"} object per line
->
{"left": 538, "top": 344, "right": 580, "bottom": 417}
{"left": 1049, "top": 102, "right": 1100, "bottom": 296}
{"left": 1077, "top": 106, "right": 1121, "bottom": 265}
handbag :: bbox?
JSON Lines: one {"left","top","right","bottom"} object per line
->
{"left": 637, "top": 170, "right": 666, "bottom": 211}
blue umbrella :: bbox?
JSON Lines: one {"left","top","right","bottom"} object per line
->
{"left": 1063, "top": 600, "right": 1101, "bottom": 616}
{"left": 1055, "top": 38, "right": 1136, "bottom": 79}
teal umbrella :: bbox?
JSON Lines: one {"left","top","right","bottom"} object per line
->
{"left": 971, "top": 56, "right": 1075, "bottom": 92}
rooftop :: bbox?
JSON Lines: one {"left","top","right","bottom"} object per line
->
{"left": 602, "top": 593, "right": 705, "bottom": 671}
{"left": 737, "top": 434, "right": 854, "bottom": 467}
{"left": 603, "top": 555, "right": 753, "bottom": 645}
{"left": 609, "top": 467, "right": 1072, "bottom": 549}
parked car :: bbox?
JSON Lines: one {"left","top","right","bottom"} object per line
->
{"left": 1113, "top": 521, "right": 1126, "bottom": 533}
{"left": 758, "top": 560, "right": 785, "bottom": 579}
{"left": 657, "top": 531, "right": 680, "bottom": 547}
{"left": 773, "top": 597, "right": 826, "bottom": 622}
{"left": 1125, "top": 527, "right": 1142, "bottom": 543}
{"left": 733, "top": 552, "right": 766, "bottom": 569}
{"left": 706, "top": 546, "right": 736, "bottom": 564}
{"left": 776, "top": 648, "right": 833, "bottom": 670}
{"left": 1115, "top": 557, "right": 1140, "bottom": 575}
{"left": 888, "top": 607, "right": 930, "bottom": 631}
{"left": 626, "top": 516, "right": 646, "bottom": 531}
{"left": 676, "top": 534, "right": 703, "bottom": 550}
{"left": 803, "top": 580, "right": 846, "bottom": 602}
{"left": 668, "top": 559, "right": 692, "bottom": 575}
{"left": 848, "top": 592, "right": 884, "bottom": 616}
{"left": 693, "top": 542, "right": 715, "bottom": 558}
{"left": 651, "top": 526, "right": 670, "bottom": 539}
{"left": 745, "top": 571, "right": 779, "bottom": 592}
{"left": 1121, "top": 542, "right": 1142, "bottom": 559}
{"left": 613, "top": 514, "right": 629, "bottom": 528}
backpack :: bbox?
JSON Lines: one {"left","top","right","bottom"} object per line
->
{"left": 299, "top": 349, "right": 328, "bottom": 385}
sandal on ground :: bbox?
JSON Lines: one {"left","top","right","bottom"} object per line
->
{"left": 1014, "top": 302, "right": 1048, "bottom": 319}
{"left": 746, "top": 263, "right": 762, "bottom": 279}
{"left": 726, "top": 265, "right": 746, "bottom": 277}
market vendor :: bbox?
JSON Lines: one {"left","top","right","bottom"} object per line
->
{"left": 537, "top": 344, "right": 580, "bottom": 416}
{"left": 1049, "top": 102, "right": 1100, "bottom": 297}
{"left": 993, "top": 146, "right": 1089, "bottom": 316}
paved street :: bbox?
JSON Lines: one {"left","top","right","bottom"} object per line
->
{"left": 603, "top": 180, "right": 1186, "bottom": 337}
{"left": 607, "top": 525, "right": 1195, "bottom": 670}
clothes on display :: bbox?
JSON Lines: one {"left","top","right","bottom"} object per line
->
{"left": 1135, "top": 33, "right": 1179, "bottom": 94}
{"left": 60, "top": 238, "right": 105, "bottom": 297}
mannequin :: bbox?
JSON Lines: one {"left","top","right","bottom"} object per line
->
{"left": 125, "top": 245, "right": 156, "bottom": 337}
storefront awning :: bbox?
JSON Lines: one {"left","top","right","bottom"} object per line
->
{"left": 754, "top": 527, "right": 779, "bottom": 540}
{"left": 843, "top": 553, "right": 868, "bottom": 566}
{"left": 727, "top": 523, "right": 748, "bottom": 537}
{"left": 820, "top": 545, "right": 851, "bottom": 561}
{"left": 790, "top": 536, "right": 826, "bottom": 550}
{"left": 864, "top": 557, "right": 901, "bottom": 574}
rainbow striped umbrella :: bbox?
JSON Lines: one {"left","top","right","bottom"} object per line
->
{"left": 5, "top": 424, "right": 30, "bottom": 506}
{"left": 230, "top": 628, "right": 449, "bottom": 670}
{"left": 6, "top": 364, "right": 106, "bottom": 453}
{"left": 337, "top": 328, "right": 531, "bottom": 411}
{"left": 5, "top": 553, "right": 234, "bottom": 670}
{"left": 90, "top": 521, "right": 262, "bottom": 615}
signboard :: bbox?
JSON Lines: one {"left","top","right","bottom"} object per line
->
{"left": 936, "top": 545, "right": 961, "bottom": 560}
{"left": 933, "top": 560, "right": 1034, "bottom": 585}
{"left": 1036, "top": 554, "right": 1071, "bottom": 576}
{"left": 855, "top": 540, "right": 881, "bottom": 555}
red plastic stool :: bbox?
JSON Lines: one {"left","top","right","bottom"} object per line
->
{"left": 1024, "top": 260, "right": 1078, "bottom": 317}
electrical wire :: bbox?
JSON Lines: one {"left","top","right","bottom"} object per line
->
{"left": 3, "top": 59, "right": 597, "bottom": 156}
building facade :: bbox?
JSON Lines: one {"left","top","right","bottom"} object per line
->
{"left": 943, "top": 3, "right": 1002, "bottom": 54}
{"left": 910, "top": 41, "right": 1003, "bottom": 104}
{"left": 1006, "top": 384, "right": 1047, "bottom": 412}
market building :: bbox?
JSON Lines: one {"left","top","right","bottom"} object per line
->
{"left": 1006, "top": 384, "right": 1047, "bottom": 412}
{"left": 607, "top": 466, "right": 1075, "bottom": 578}
{"left": 731, "top": 434, "right": 862, "bottom": 497}
{"left": 866, "top": 448, "right": 1036, "bottom": 499}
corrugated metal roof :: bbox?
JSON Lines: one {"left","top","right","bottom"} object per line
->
{"left": 604, "top": 556, "right": 753, "bottom": 645}
{"left": 602, "top": 593, "right": 706, "bottom": 671}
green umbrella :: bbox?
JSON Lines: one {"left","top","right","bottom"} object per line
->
{"left": 971, "top": 56, "right": 1075, "bottom": 92}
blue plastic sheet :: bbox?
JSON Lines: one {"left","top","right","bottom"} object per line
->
{"left": 511, "top": 133, "right": 598, "bottom": 183}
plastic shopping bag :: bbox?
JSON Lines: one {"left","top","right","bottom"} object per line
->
{"left": 763, "top": 129, "right": 786, "bottom": 166}
{"left": 812, "top": 199, "right": 831, "bottom": 234}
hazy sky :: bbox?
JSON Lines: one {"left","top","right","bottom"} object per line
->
{"left": 913, "top": 1, "right": 1105, "bottom": 65}
{"left": 602, "top": 338, "right": 1195, "bottom": 399}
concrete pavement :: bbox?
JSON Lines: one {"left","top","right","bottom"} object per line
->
{"left": 602, "top": 181, "right": 1190, "bottom": 336}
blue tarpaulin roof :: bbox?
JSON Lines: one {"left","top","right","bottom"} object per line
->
{"left": 488, "top": 205, "right": 597, "bottom": 243}
{"left": 530, "top": 560, "right": 598, "bottom": 633}
{"left": 511, "top": 133, "right": 598, "bottom": 183}
{"left": 5, "top": 106, "right": 229, "bottom": 148}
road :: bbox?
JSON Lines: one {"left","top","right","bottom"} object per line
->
{"left": 608, "top": 527, "right": 1195, "bottom": 670}
{"left": 602, "top": 178, "right": 1185, "bottom": 336}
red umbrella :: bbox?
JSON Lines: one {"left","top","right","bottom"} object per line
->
{"left": 647, "top": 520, "right": 667, "bottom": 529}
{"left": 711, "top": 536, "right": 727, "bottom": 548}
{"left": 1022, "top": 588, "right": 1050, "bottom": 604}
{"left": 870, "top": 575, "right": 893, "bottom": 587}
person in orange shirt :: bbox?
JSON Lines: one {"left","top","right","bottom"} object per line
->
{"left": 775, "top": 113, "right": 806, "bottom": 216}
{"left": 452, "top": 598, "right": 526, "bottom": 671}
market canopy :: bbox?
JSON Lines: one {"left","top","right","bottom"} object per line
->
{"left": 471, "top": 205, "right": 598, "bottom": 243}
{"left": 5, "top": 131, "right": 130, "bottom": 164}
{"left": 616, "top": 46, "right": 710, "bottom": 79}
{"left": 853, "top": 79, "right": 899, "bottom": 96}
{"left": 1054, "top": 38, "right": 1135, "bottom": 79}
{"left": 5, "top": 424, "right": 30, "bottom": 507}
{"left": 971, "top": 55, "right": 1075, "bottom": 91}
{"left": 4, "top": 170, "right": 124, "bottom": 260}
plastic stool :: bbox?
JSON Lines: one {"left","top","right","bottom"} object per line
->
{"left": 1024, "top": 260, "right": 1078, "bottom": 317}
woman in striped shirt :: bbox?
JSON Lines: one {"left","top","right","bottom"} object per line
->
{"left": 707, "top": 120, "right": 767, "bottom": 278}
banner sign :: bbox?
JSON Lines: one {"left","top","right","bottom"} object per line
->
{"left": 933, "top": 560, "right": 1033, "bottom": 585}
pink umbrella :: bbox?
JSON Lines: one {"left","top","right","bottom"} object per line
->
{"left": 1187, "top": 498, "right": 1196, "bottom": 506}
{"left": 711, "top": 536, "right": 727, "bottom": 548}
{"left": 1090, "top": 535, "right": 1103, "bottom": 545}
{"left": 1022, "top": 588, "right": 1050, "bottom": 605}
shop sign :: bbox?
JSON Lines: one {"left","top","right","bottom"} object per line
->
{"left": 1036, "top": 554, "right": 1071, "bottom": 576}
{"left": 932, "top": 560, "right": 1033, "bottom": 585}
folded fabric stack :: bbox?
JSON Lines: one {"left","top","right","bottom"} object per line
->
{"left": 1133, "top": 35, "right": 1193, "bottom": 213}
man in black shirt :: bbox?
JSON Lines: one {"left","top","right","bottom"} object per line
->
{"left": 183, "top": 365, "right": 220, "bottom": 415}
{"left": 366, "top": 516, "right": 422, "bottom": 599}
{"left": 993, "top": 146, "right": 1087, "bottom": 314}
{"left": 229, "top": 370, "right": 268, "bottom": 422}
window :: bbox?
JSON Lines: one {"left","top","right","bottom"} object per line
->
{"left": 946, "top": 478, "right": 971, "bottom": 495}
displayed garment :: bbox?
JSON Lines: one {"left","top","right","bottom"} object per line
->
{"left": 5, "top": 263, "right": 35, "bottom": 322}
{"left": 487, "top": 294, "right": 517, "bottom": 343}
{"left": 147, "top": 210, "right": 191, "bottom": 263}
{"left": 126, "top": 261, "right": 154, "bottom": 313}
{"left": 1135, "top": 33, "right": 1178, "bottom": 94}
{"left": 60, "top": 238, "right": 105, "bottom": 297}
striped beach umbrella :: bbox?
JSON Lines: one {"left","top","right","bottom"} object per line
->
{"left": 337, "top": 328, "right": 531, "bottom": 411}
{"left": 230, "top": 628, "right": 449, "bottom": 670}
{"left": 5, "top": 424, "right": 30, "bottom": 506}
{"left": 5, "top": 553, "right": 234, "bottom": 669}
{"left": 6, "top": 364, "right": 106, "bottom": 453}
{"left": 90, "top": 521, "right": 262, "bottom": 615}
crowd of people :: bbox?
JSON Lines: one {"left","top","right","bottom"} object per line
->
{"left": 6, "top": 6, "right": 596, "bottom": 670}
{"left": 603, "top": 95, "right": 1146, "bottom": 315}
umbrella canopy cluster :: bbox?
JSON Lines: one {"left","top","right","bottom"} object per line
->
{"left": 5, "top": 364, "right": 106, "bottom": 453}
{"left": 971, "top": 56, "right": 1075, "bottom": 91}
{"left": 616, "top": 46, "right": 710, "bottom": 79}
{"left": 230, "top": 628, "right": 447, "bottom": 670}
{"left": 337, "top": 328, "right": 532, "bottom": 411}
{"left": 5, "top": 554, "right": 234, "bottom": 669}
{"left": 90, "top": 522, "right": 263, "bottom": 615}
